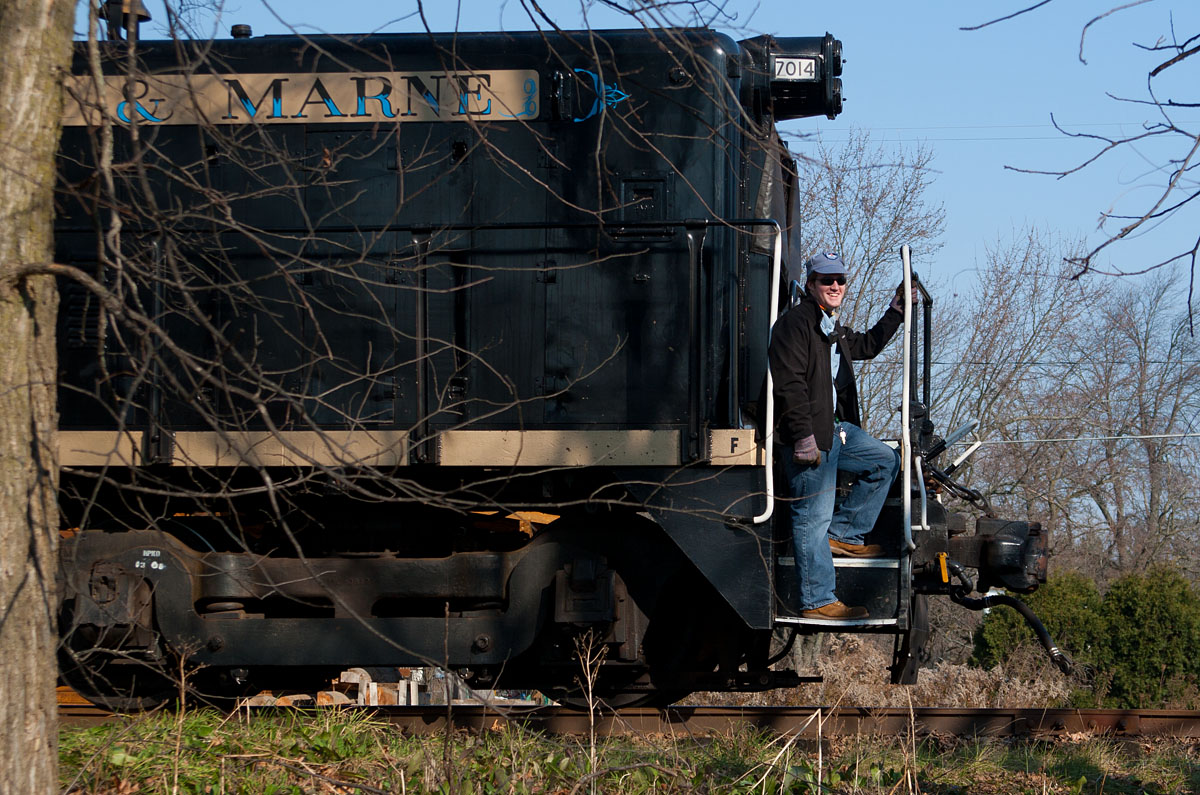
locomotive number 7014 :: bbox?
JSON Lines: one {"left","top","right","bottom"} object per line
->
{"left": 772, "top": 56, "right": 818, "bottom": 81}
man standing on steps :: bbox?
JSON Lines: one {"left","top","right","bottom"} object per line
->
{"left": 769, "top": 251, "right": 908, "bottom": 621}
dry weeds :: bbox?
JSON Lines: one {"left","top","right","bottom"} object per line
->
{"left": 688, "top": 634, "right": 1073, "bottom": 708}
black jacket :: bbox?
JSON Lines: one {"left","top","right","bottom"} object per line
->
{"left": 767, "top": 293, "right": 903, "bottom": 450}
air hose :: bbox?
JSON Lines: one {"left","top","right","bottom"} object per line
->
{"left": 950, "top": 589, "right": 1073, "bottom": 674}
{"left": 766, "top": 627, "right": 798, "bottom": 666}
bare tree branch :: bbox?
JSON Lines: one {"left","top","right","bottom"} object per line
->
{"left": 960, "top": 0, "right": 1056, "bottom": 32}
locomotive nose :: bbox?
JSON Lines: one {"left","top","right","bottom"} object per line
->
{"left": 738, "top": 33, "right": 845, "bottom": 121}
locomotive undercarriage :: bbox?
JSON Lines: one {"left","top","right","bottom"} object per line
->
{"left": 58, "top": 457, "right": 1058, "bottom": 709}
{"left": 58, "top": 465, "right": 796, "bottom": 709}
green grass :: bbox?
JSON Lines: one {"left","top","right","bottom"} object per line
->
{"left": 59, "top": 709, "right": 1200, "bottom": 794}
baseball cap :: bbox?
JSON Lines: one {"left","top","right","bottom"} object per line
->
{"left": 806, "top": 251, "right": 848, "bottom": 278}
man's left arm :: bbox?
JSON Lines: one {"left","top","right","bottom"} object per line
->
{"left": 841, "top": 283, "right": 916, "bottom": 359}
{"left": 840, "top": 304, "right": 903, "bottom": 360}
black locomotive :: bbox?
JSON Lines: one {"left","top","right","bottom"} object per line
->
{"left": 55, "top": 19, "right": 1063, "bottom": 709}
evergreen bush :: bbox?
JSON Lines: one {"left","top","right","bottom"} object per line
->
{"left": 971, "top": 567, "right": 1200, "bottom": 708}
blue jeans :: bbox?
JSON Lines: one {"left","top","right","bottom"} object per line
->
{"left": 783, "top": 423, "right": 900, "bottom": 610}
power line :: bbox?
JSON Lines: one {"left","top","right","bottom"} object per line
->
{"left": 784, "top": 121, "right": 1200, "bottom": 143}
{"left": 851, "top": 123, "right": 1162, "bottom": 131}
{"left": 788, "top": 122, "right": 1183, "bottom": 132}
{"left": 928, "top": 359, "right": 1200, "bottom": 367}
{"left": 969, "top": 432, "right": 1200, "bottom": 446}
{"left": 796, "top": 135, "right": 1113, "bottom": 143}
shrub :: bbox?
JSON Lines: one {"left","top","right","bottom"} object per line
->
{"left": 972, "top": 567, "right": 1200, "bottom": 708}
{"left": 971, "top": 570, "right": 1104, "bottom": 671}
{"left": 1093, "top": 567, "right": 1200, "bottom": 708}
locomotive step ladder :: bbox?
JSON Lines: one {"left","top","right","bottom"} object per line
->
{"left": 772, "top": 553, "right": 905, "bottom": 628}
{"left": 769, "top": 245, "right": 925, "bottom": 631}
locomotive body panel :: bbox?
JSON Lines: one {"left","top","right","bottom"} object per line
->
{"left": 57, "top": 29, "right": 757, "bottom": 448}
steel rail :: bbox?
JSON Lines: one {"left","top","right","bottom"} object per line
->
{"left": 363, "top": 705, "right": 1200, "bottom": 738}
{"left": 58, "top": 701, "right": 1200, "bottom": 738}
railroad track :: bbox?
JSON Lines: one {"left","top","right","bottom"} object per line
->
{"left": 57, "top": 692, "right": 1200, "bottom": 738}
{"left": 331, "top": 705, "right": 1200, "bottom": 737}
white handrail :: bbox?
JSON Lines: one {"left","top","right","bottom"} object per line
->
{"left": 752, "top": 223, "right": 783, "bottom": 525}
{"left": 900, "top": 245, "right": 914, "bottom": 550}
{"left": 912, "top": 457, "right": 926, "bottom": 551}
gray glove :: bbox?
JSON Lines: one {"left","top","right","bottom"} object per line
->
{"left": 792, "top": 435, "right": 820, "bottom": 465}
{"left": 890, "top": 281, "right": 919, "bottom": 313}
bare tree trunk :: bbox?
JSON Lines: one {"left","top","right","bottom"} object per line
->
{"left": 0, "top": 0, "right": 74, "bottom": 791}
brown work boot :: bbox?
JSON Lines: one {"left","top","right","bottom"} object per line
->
{"left": 801, "top": 600, "right": 869, "bottom": 620}
{"left": 829, "top": 538, "right": 885, "bottom": 557}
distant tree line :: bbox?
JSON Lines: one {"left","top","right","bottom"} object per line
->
{"left": 795, "top": 123, "right": 1200, "bottom": 705}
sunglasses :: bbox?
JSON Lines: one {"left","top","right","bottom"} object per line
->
{"left": 815, "top": 275, "right": 847, "bottom": 286}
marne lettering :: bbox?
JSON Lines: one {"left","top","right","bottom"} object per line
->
{"left": 221, "top": 74, "right": 496, "bottom": 120}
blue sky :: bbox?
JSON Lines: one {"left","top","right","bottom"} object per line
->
{"left": 81, "top": 0, "right": 1200, "bottom": 293}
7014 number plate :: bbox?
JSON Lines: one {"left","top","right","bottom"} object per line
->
{"left": 771, "top": 56, "right": 819, "bottom": 81}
